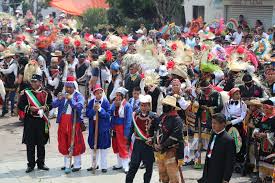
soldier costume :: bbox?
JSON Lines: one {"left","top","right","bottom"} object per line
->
{"left": 18, "top": 74, "right": 52, "bottom": 173}
{"left": 86, "top": 85, "right": 111, "bottom": 173}
{"left": 252, "top": 99, "right": 275, "bottom": 182}
{"left": 154, "top": 96, "right": 185, "bottom": 183}
{"left": 126, "top": 95, "right": 159, "bottom": 183}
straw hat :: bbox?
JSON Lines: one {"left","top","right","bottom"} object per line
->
{"left": 169, "top": 64, "right": 188, "bottom": 79}
{"left": 0, "top": 50, "right": 15, "bottom": 59}
{"left": 161, "top": 96, "right": 180, "bottom": 110}
{"left": 246, "top": 99, "right": 262, "bottom": 106}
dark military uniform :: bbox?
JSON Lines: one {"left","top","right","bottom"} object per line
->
{"left": 18, "top": 87, "right": 52, "bottom": 169}
{"left": 126, "top": 110, "right": 159, "bottom": 183}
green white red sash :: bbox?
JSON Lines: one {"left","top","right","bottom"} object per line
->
{"left": 132, "top": 112, "right": 148, "bottom": 141}
{"left": 25, "top": 89, "right": 50, "bottom": 133}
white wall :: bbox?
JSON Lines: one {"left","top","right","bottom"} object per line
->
{"left": 183, "top": 0, "right": 224, "bottom": 23}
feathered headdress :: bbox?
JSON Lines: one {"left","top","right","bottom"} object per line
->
{"left": 23, "top": 60, "right": 42, "bottom": 82}
{"left": 200, "top": 62, "right": 221, "bottom": 73}
{"left": 143, "top": 70, "right": 160, "bottom": 87}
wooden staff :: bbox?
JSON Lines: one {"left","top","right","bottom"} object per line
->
{"left": 69, "top": 109, "right": 77, "bottom": 170}
{"left": 92, "top": 109, "right": 99, "bottom": 174}
{"left": 178, "top": 165, "right": 185, "bottom": 183}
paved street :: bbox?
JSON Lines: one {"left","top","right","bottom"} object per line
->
{"left": 0, "top": 116, "right": 251, "bottom": 183}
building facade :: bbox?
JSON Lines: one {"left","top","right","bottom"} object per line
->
{"left": 182, "top": 0, "right": 275, "bottom": 29}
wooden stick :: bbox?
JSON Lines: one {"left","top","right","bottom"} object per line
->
{"left": 92, "top": 110, "right": 99, "bottom": 174}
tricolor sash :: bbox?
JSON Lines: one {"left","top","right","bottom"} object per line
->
{"left": 132, "top": 112, "right": 148, "bottom": 141}
{"left": 25, "top": 89, "right": 50, "bottom": 133}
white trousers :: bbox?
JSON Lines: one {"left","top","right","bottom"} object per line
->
{"left": 115, "top": 153, "right": 129, "bottom": 171}
{"left": 64, "top": 155, "right": 81, "bottom": 169}
{"left": 91, "top": 149, "right": 108, "bottom": 170}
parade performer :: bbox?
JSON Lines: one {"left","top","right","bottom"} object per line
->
{"left": 198, "top": 113, "right": 236, "bottom": 183}
{"left": 239, "top": 73, "right": 269, "bottom": 101}
{"left": 252, "top": 99, "right": 275, "bottom": 182}
{"left": 195, "top": 80, "right": 223, "bottom": 147}
{"left": 224, "top": 88, "right": 247, "bottom": 164}
{"left": 0, "top": 50, "right": 17, "bottom": 117}
{"left": 86, "top": 84, "right": 111, "bottom": 173}
{"left": 126, "top": 94, "right": 159, "bottom": 183}
{"left": 244, "top": 99, "right": 264, "bottom": 179}
{"left": 18, "top": 74, "right": 52, "bottom": 173}
{"left": 110, "top": 87, "right": 133, "bottom": 173}
{"left": 52, "top": 76, "right": 86, "bottom": 174}
{"left": 125, "top": 63, "right": 141, "bottom": 99}
{"left": 154, "top": 96, "right": 185, "bottom": 183}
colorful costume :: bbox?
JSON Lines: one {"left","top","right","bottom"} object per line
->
{"left": 52, "top": 90, "right": 86, "bottom": 170}
{"left": 126, "top": 95, "right": 159, "bottom": 183}
{"left": 110, "top": 98, "right": 133, "bottom": 172}
{"left": 154, "top": 111, "right": 184, "bottom": 183}
{"left": 86, "top": 96, "right": 111, "bottom": 170}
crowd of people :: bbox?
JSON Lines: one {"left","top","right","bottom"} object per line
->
{"left": 0, "top": 10, "right": 274, "bottom": 183}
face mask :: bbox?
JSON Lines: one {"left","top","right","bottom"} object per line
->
{"left": 163, "top": 105, "right": 173, "bottom": 113}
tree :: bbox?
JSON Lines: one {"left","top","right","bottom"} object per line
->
{"left": 83, "top": 8, "right": 108, "bottom": 32}
{"left": 106, "top": 0, "right": 157, "bottom": 21}
{"left": 151, "top": 0, "right": 183, "bottom": 23}
{"left": 9, "top": 0, "right": 23, "bottom": 14}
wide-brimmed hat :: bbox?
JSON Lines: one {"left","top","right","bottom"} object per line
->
{"left": 169, "top": 64, "right": 188, "bottom": 79}
{"left": 246, "top": 99, "right": 262, "bottom": 106}
{"left": 161, "top": 96, "right": 180, "bottom": 110}
{"left": 51, "top": 50, "right": 63, "bottom": 57}
{"left": 0, "top": 50, "right": 15, "bottom": 59}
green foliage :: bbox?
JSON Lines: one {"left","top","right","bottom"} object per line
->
{"left": 106, "top": 0, "right": 157, "bottom": 28}
{"left": 82, "top": 8, "right": 108, "bottom": 32}
{"left": 9, "top": 0, "right": 23, "bottom": 13}
{"left": 22, "top": 1, "right": 31, "bottom": 15}
{"left": 107, "top": 8, "right": 122, "bottom": 27}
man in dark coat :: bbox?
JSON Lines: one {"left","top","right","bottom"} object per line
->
{"left": 124, "top": 63, "right": 141, "bottom": 99}
{"left": 198, "top": 113, "right": 236, "bottom": 183}
{"left": 18, "top": 74, "right": 52, "bottom": 173}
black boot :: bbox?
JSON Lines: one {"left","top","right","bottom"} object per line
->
{"left": 25, "top": 167, "right": 34, "bottom": 173}
{"left": 38, "top": 165, "right": 49, "bottom": 171}
{"left": 1, "top": 109, "right": 8, "bottom": 117}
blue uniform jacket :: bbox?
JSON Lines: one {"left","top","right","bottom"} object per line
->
{"left": 110, "top": 102, "right": 133, "bottom": 137}
{"left": 52, "top": 91, "right": 84, "bottom": 123}
{"left": 86, "top": 97, "right": 111, "bottom": 133}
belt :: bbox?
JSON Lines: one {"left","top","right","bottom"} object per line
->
{"left": 5, "top": 88, "right": 17, "bottom": 91}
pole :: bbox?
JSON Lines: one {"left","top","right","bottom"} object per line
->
{"left": 92, "top": 110, "right": 99, "bottom": 174}
{"left": 178, "top": 165, "right": 185, "bottom": 183}
{"left": 68, "top": 109, "right": 77, "bottom": 172}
